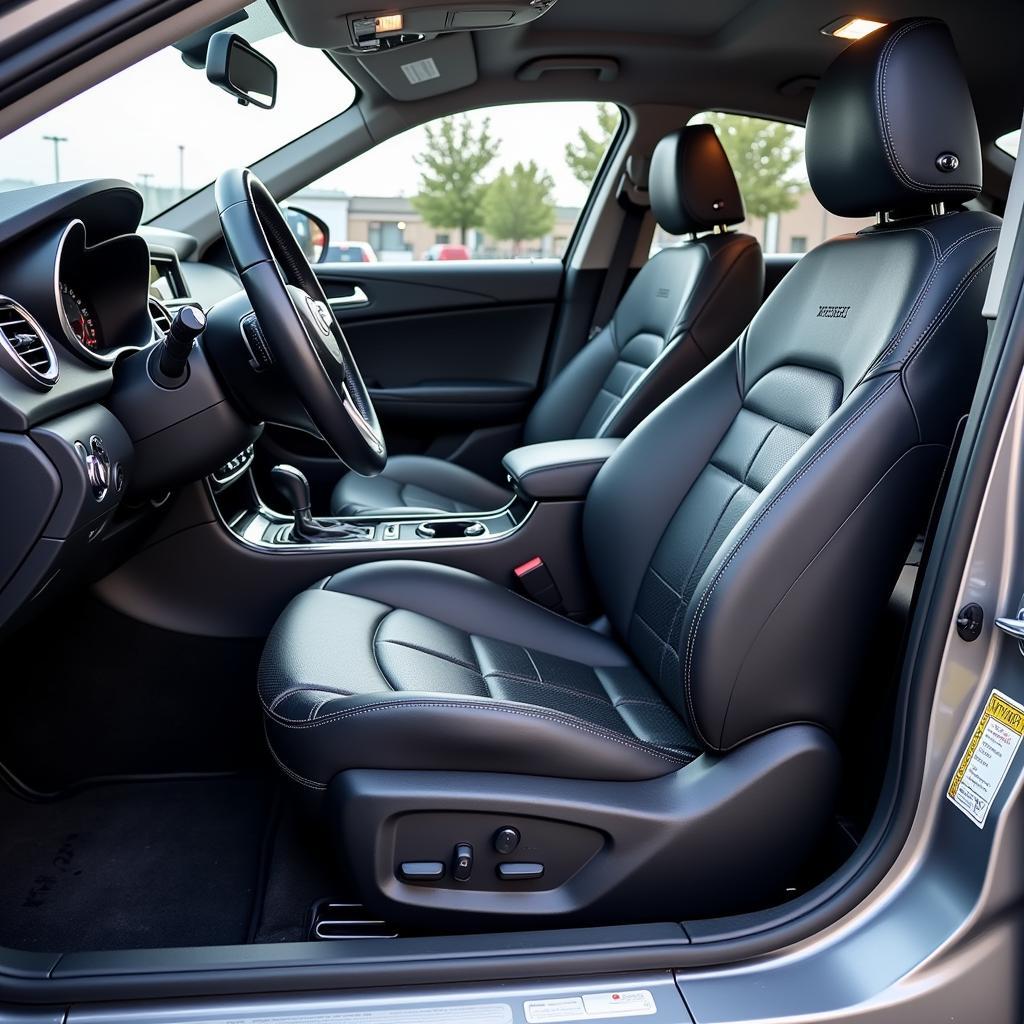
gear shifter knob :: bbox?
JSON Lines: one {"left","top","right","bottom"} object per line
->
{"left": 271, "top": 464, "right": 311, "bottom": 514}
{"left": 269, "top": 463, "right": 367, "bottom": 544}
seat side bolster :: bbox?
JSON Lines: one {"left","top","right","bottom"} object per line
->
{"left": 683, "top": 379, "right": 926, "bottom": 750}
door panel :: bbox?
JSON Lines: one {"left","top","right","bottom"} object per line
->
{"left": 254, "top": 260, "right": 564, "bottom": 509}
{"left": 316, "top": 260, "right": 561, "bottom": 448}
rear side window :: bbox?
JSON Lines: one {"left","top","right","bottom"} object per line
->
{"left": 654, "top": 113, "right": 874, "bottom": 255}
{"left": 291, "top": 102, "right": 621, "bottom": 263}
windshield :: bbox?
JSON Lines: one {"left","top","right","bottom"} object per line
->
{"left": 0, "top": 3, "right": 355, "bottom": 219}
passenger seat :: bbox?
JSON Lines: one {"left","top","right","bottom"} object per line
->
{"left": 331, "top": 123, "right": 764, "bottom": 517}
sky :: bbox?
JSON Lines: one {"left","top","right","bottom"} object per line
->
{"left": 0, "top": 24, "right": 611, "bottom": 216}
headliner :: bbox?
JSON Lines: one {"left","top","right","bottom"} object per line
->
{"left": 318, "top": 0, "right": 1022, "bottom": 152}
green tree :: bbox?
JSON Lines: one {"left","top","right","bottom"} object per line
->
{"left": 482, "top": 161, "right": 557, "bottom": 253}
{"left": 698, "top": 113, "right": 806, "bottom": 238}
{"left": 565, "top": 103, "right": 619, "bottom": 186}
{"left": 411, "top": 115, "right": 500, "bottom": 244}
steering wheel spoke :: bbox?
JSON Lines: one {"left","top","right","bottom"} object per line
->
{"left": 215, "top": 168, "right": 387, "bottom": 476}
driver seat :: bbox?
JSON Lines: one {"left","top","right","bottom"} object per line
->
{"left": 259, "top": 19, "right": 999, "bottom": 926}
{"left": 329, "top": 122, "right": 763, "bottom": 517}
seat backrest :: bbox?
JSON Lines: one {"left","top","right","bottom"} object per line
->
{"left": 524, "top": 124, "right": 764, "bottom": 445}
{"left": 584, "top": 17, "right": 999, "bottom": 753}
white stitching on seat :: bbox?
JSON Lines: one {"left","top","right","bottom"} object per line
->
{"left": 683, "top": 250, "right": 996, "bottom": 749}
{"left": 267, "top": 685, "right": 355, "bottom": 714}
{"left": 876, "top": 20, "right": 980, "bottom": 196}
{"left": 867, "top": 231, "right": 999, "bottom": 375}
{"left": 266, "top": 699, "right": 692, "bottom": 765}
{"left": 682, "top": 375, "right": 898, "bottom": 746}
{"left": 265, "top": 737, "right": 327, "bottom": 790}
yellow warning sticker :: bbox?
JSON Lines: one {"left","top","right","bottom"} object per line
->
{"left": 947, "top": 689, "right": 1024, "bottom": 828}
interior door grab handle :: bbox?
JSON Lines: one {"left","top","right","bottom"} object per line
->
{"left": 329, "top": 287, "right": 369, "bottom": 309}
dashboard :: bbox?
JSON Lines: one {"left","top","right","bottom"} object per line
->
{"left": 0, "top": 178, "right": 251, "bottom": 636}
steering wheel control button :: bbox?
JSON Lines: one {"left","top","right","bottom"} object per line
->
{"left": 453, "top": 843, "right": 474, "bottom": 882}
{"left": 400, "top": 861, "right": 445, "bottom": 882}
{"left": 494, "top": 827, "right": 520, "bottom": 855}
{"left": 240, "top": 313, "right": 273, "bottom": 372}
{"left": 497, "top": 862, "right": 544, "bottom": 881}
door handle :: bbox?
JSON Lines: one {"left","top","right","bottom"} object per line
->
{"left": 328, "top": 286, "right": 369, "bottom": 310}
{"left": 995, "top": 614, "right": 1024, "bottom": 642}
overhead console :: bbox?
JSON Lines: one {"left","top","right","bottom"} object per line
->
{"left": 276, "top": 0, "right": 559, "bottom": 52}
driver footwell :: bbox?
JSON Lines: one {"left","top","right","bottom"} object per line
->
{"left": 0, "top": 775, "right": 271, "bottom": 952}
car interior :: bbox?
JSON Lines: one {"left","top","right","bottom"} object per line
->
{"left": 0, "top": 0, "right": 1021, "bottom": 982}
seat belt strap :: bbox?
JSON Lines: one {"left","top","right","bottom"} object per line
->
{"left": 589, "top": 157, "right": 651, "bottom": 338}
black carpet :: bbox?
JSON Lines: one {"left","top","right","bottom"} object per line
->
{"left": 250, "top": 803, "right": 349, "bottom": 943}
{"left": 0, "top": 776, "right": 270, "bottom": 952}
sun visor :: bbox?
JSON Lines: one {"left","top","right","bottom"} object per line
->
{"left": 277, "top": 0, "right": 558, "bottom": 51}
{"left": 355, "top": 31, "right": 478, "bottom": 100}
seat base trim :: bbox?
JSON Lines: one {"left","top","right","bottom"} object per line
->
{"left": 328, "top": 724, "right": 839, "bottom": 927}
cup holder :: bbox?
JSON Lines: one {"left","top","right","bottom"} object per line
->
{"left": 416, "top": 519, "right": 487, "bottom": 539}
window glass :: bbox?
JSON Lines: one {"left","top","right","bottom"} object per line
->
{"left": 996, "top": 129, "right": 1020, "bottom": 158}
{"left": 0, "top": 3, "right": 355, "bottom": 220}
{"left": 293, "top": 102, "right": 620, "bottom": 262}
{"left": 653, "top": 113, "right": 874, "bottom": 255}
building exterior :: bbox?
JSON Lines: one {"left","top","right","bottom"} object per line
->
{"left": 285, "top": 184, "right": 875, "bottom": 263}
{"left": 290, "top": 188, "right": 582, "bottom": 261}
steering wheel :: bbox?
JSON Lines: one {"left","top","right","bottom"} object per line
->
{"left": 214, "top": 168, "right": 386, "bottom": 476}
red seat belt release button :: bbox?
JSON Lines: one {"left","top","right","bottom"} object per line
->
{"left": 513, "top": 556, "right": 563, "bottom": 610}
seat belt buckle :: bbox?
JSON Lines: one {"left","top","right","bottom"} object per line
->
{"left": 513, "top": 556, "right": 564, "bottom": 611}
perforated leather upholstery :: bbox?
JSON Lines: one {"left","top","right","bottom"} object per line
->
{"left": 260, "top": 563, "right": 699, "bottom": 790}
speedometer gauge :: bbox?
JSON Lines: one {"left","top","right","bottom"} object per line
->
{"left": 59, "top": 282, "right": 101, "bottom": 351}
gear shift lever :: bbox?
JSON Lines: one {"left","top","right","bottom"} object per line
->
{"left": 270, "top": 465, "right": 368, "bottom": 543}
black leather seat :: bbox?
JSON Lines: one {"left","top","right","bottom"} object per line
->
{"left": 330, "top": 124, "right": 763, "bottom": 516}
{"left": 261, "top": 19, "right": 1000, "bottom": 924}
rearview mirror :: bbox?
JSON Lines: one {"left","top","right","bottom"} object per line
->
{"left": 206, "top": 32, "right": 277, "bottom": 109}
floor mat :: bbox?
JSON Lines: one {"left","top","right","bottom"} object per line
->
{"left": 250, "top": 802, "right": 349, "bottom": 944}
{"left": 0, "top": 776, "right": 270, "bottom": 952}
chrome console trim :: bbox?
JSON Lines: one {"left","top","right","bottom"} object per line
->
{"left": 205, "top": 474, "right": 533, "bottom": 555}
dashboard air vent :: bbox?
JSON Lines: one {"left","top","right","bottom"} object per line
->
{"left": 149, "top": 298, "right": 173, "bottom": 341}
{"left": 0, "top": 298, "right": 58, "bottom": 390}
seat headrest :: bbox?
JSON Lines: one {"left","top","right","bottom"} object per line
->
{"left": 806, "top": 18, "right": 982, "bottom": 218}
{"left": 649, "top": 124, "right": 745, "bottom": 235}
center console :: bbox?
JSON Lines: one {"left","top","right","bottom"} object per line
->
{"left": 151, "top": 436, "right": 624, "bottom": 634}
{"left": 208, "top": 437, "right": 621, "bottom": 557}
{"left": 213, "top": 457, "right": 529, "bottom": 554}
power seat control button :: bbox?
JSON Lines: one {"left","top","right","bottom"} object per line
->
{"left": 497, "top": 862, "right": 544, "bottom": 881}
{"left": 494, "top": 827, "right": 520, "bottom": 855}
{"left": 453, "top": 843, "right": 474, "bottom": 882}
{"left": 400, "top": 861, "right": 444, "bottom": 881}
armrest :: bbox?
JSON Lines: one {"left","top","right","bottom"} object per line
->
{"left": 502, "top": 438, "right": 621, "bottom": 501}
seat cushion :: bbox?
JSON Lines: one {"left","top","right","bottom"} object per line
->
{"left": 259, "top": 562, "right": 699, "bottom": 791}
{"left": 330, "top": 454, "right": 513, "bottom": 517}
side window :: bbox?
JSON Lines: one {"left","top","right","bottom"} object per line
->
{"left": 652, "top": 113, "right": 874, "bottom": 255}
{"left": 292, "top": 102, "right": 620, "bottom": 263}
